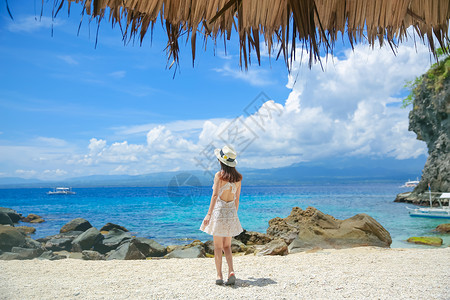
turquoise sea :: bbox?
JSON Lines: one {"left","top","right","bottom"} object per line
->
{"left": 0, "top": 182, "right": 448, "bottom": 248}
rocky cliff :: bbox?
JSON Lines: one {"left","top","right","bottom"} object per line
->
{"left": 395, "top": 56, "right": 450, "bottom": 205}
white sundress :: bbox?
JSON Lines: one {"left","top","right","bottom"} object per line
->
{"left": 199, "top": 181, "right": 243, "bottom": 237}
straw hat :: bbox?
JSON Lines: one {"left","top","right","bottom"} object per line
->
{"left": 214, "top": 145, "right": 237, "bottom": 167}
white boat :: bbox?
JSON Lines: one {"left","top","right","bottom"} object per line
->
{"left": 408, "top": 192, "right": 450, "bottom": 219}
{"left": 401, "top": 178, "right": 420, "bottom": 188}
{"left": 47, "top": 187, "right": 76, "bottom": 195}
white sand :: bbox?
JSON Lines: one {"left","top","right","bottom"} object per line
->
{"left": 1, "top": 247, "right": 449, "bottom": 300}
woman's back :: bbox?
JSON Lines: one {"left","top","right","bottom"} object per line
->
{"left": 217, "top": 179, "right": 241, "bottom": 202}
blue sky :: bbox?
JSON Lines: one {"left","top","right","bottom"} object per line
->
{"left": 0, "top": 2, "right": 432, "bottom": 180}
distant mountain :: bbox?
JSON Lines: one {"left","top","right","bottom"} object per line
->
{"left": 0, "top": 177, "right": 43, "bottom": 185}
{"left": 243, "top": 156, "right": 426, "bottom": 185}
{"left": 0, "top": 155, "right": 427, "bottom": 188}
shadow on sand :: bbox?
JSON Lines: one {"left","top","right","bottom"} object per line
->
{"left": 230, "top": 277, "right": 277, "bottom": 288}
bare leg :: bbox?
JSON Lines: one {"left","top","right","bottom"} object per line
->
{"left": 213, "top": 236, "right": 224, "bottom": 280}
{"left": 222, "top": 236, "right": 234, "bottom": 276}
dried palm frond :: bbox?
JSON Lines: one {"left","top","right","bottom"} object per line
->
{"left": 54, "top": 0, "right": 450, "bottom": 70}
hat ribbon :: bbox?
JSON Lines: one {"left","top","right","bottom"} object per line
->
{"left": 220, "top": 149, "right": 235, "bottom": 162}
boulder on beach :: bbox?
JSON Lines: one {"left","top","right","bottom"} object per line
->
{"left": 165, "top": 245, "right": 205, "bottom": 259}
{"left": 134, "top": 237, "right": 166, "bottom": 257}
{"left": 44, "top": 238, "right": 73, "bottom": 251}
{"left": 257, "top": 238, "right": 288, "bottom": 256}
{"left": 53, "top": 251, "right": 83, "bottom": 259}
{"left": 0, "top": 252, "right": 22, "bottom": 260}
{"left": 60, "top": 218, "right": 92, "bottom": 233}
{"left": 11, "top": 247, "right": 43, "bottom": 259}
{"left": 204, "top": 240, "right": 214, "bottom": 255}
{"left": 106, "top": 239, "right": 146, "bottom": 260}
{"left": 267, "top": 206, "right": 392, "bottom": 252}
{"left": 235, "top": 229, "right": 273, "bottom": 245}
{"left": 0, "top": 207, "right": 22, "bottom": 223}
{"left": 407, "top": 236, "right": 443, "bottom": 246}
{"left": 231, "top": 238, "right": 247, "bottom": 253}
{"left": 16, "top": 226, "right": 36, "bottom": 235}
{"left": 82, "top": 250, "right": 105, "bottom": 260}
{"left": 72, "top": 227, "right": 104, "bottom": 251}
{"left": 38, "top": 251, "right": 66, "bottom": 260}
{"left": 22, "top": 214, "right": 45, "bottom": 223}
{"left": 435, "top": 223, "right": 450, "bottom": 233}
{"left": 24, "top": 237, "right": 42, "bottom": 249}
{"left": 37, "top": 231, "right": 83, "bottom": 244}
{"left": 100, "top": 223, "right": 129, "bottom": 232}
{"left": 0, "top": 225, "right": 26, "bottom": 252}
{"left": 166, "top": 245, "right": 181, "bottom": 253}
{"left": 94, "top": 228, "right": 132, "bottom": 254}
{"left": 0, "top": 212, "right": 14, "bottom": 226}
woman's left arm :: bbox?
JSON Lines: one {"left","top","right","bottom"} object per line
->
{"left": 235, "top": 181, "right": 241, "bottom": 211}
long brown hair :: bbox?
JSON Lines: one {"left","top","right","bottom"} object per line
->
{"left": 218, "top": 161, "right": 242, "bottom": 183}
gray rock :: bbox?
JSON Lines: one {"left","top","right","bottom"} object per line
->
{"left": 0, "top": 212, "right": 13, "bottom": 226}
{"left": 94, "top": 229, "right": 132, "bottom": 254}
{"left": 258, "top": 238, "right": 288, "bottom": 256}
{"left": 22, "top": 214, "right": 45, "bottom": 223}
{"left": 0, "top": 252, "right": 22, "bottom": 260}
{"left": 435, "top": 223, "right": 450, "bottom": 233}
{"left": 38, "top": 251, "right": 66, "bottom": 260}
{"left": 11, "top": 247, "right": 43, "bottom": 259}
{"left": 204, "top": 240, "right": 214, "bottom": 255}
{"left": 166, "top": 245, "right": 182, "bottom": 253}
{"left": 72, "top": 227, "right": 104, "bottom": 251}
{"left": 0, "top": 207, "right": 22, "bottom": 223}
{"left": 106, "top": 240, "right": 146, "bottom": 260}
{"left": 235, "top": 229, "right": 272, "bottom": 245}
{"left": 405, "top": 62, "right": 450, "bottom": 198}
{"left": 165, "top": 245, "right": 205, "bottom": 259}
{"left": 44, "top": 238, "right": 72, "bottom": 251}
{"left": 16, "top": 226, "right": 36, "bottom": 235}
{"left": 134, "top": 237, "right": 166, "bottom": 257}
{"left": 100, "top": 223, "right": 129, "bottom": 232}
{"left": 231, "top": 238, "right": 247, "bottom": 253}
{"left": 37, "top": 231, "right": 84, "bottom": 244}
{"left": 52, "top": 251, "right": 82, "bottom": 259}
{"left": 82, "top": 250, "right": 105, "bottom": 260}
{"left": 60, "top": 218, "right": 92, "bottom": 233}
{"left": 24, "top": 238, "right": 43, "bottom": 249}
{"left": 0, "top": 225, "right": 26, "bottom": 251}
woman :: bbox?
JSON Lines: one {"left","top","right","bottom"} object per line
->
{"left": 199, "top": 145, "right": 243, "bottom": 286}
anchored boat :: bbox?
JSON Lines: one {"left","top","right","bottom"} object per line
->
{"left": 408, "top": 192, "right": 450, "bottom": 219}
{"left": 401, "top": 178, "right": 419, "bottom": 188}
{"left": 47, "top": 187, "right": 76, "bottom": 195}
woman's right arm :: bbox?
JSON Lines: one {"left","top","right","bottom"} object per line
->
{"left": 203, "top": 173, "right": 220, "bottom": 226}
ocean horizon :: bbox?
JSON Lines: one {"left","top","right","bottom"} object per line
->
{"left": 1, "top": 181, "right": 448, "bottom": 248}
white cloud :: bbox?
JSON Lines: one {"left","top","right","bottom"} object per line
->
{"left": 43, "top": 169, "right": 68, "bottom": 176}
{"left": 54, "top": 42, "right": 431, "bottom": 174}
{"left": 57, "top": 55, "right": 79, "bottom": 65}
{"left": 15, "top": 169, "right": 37, "bottom": 178}
{"left": 35, "top": 137, "right": 68, "bottom": 147}
{"left": 114, "top": 118, "right": 228, "bottom": 136}
{"left": 7, "top": 16, "right": 61, "bottom": 33}
{"left": 1, "top": 39, "right": 432, "bottom": 177}
{"left": 213, "top": 63, "right": 274, "bottom": 86}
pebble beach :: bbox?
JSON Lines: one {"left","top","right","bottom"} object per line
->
{"left": 1, "top": 247, "right": 449, "bottom": 300}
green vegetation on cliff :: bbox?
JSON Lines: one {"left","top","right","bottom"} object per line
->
{"left": 402, "top": 49, "right": 450, "bottom": 108}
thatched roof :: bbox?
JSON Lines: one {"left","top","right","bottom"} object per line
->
{"left": 59, "top": 0, "right": 450, "bottom": 69}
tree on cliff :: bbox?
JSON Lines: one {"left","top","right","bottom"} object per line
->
{"left": 403, "top": 50, "right": 450, "bottom": 196}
